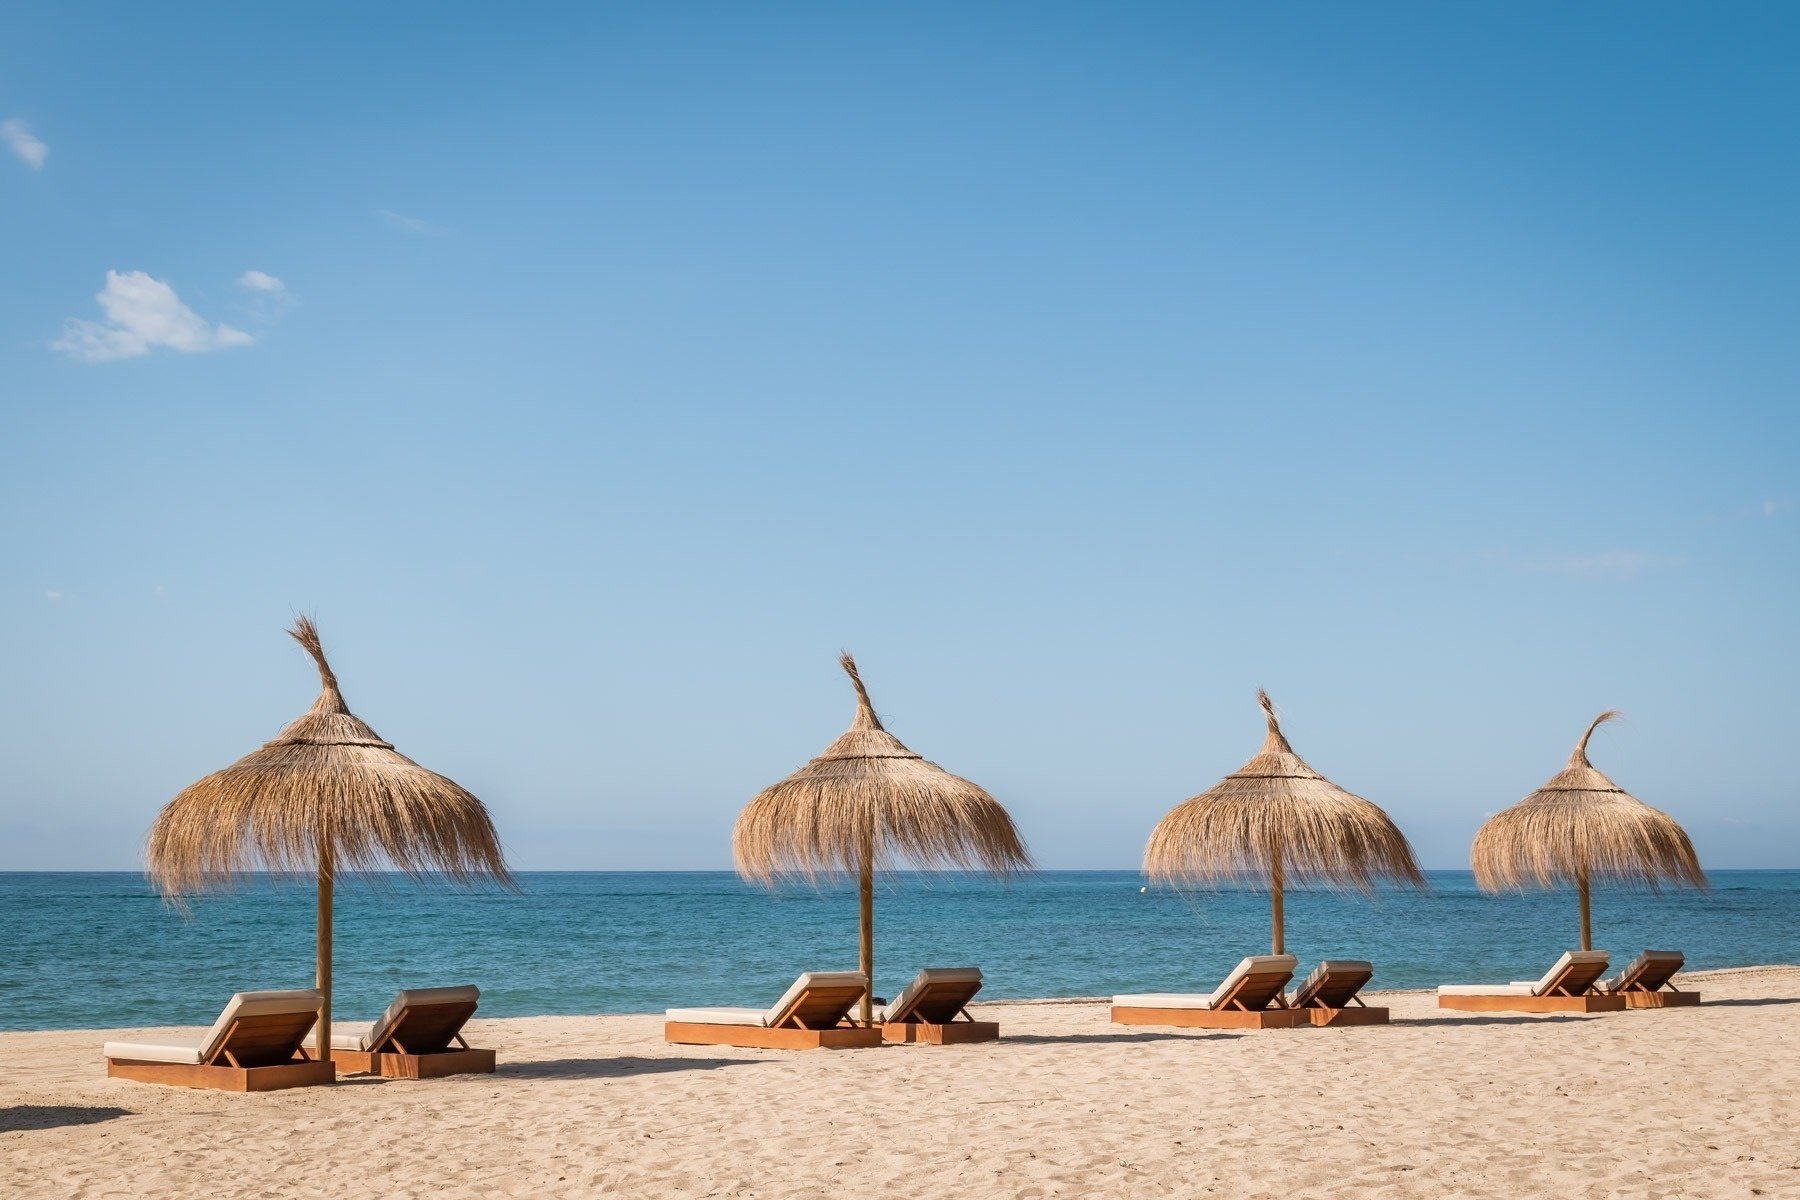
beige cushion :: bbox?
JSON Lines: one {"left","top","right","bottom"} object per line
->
{"left": 1437, "top": 983, "right": 1537, "bottom": 996}
{"left": 664, "top": 1007, "right": 768, "bottom": 1026}
{"left": 876, "top": 967, "right": 983, "bottom": 1022}
{"left": 106, "top": 988, "right": 324, "bottom": 1065}
{"left": 1531, "top": 950, "right": 1608, "bottom": 995}
{"left": 1207, "top": 955, "right": 1297, "bottom": 1007}
{"left": 1111, "top": 992, "right": 1217, "bottom": 1009}
{"left": 1603, "top": 949, "right": 1684, "bottom": 993}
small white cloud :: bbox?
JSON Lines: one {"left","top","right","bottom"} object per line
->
{"left": 376, "top": 208, "right": 445, "bottom": 235}
{"left": 45, "top": 590, "right": 62, "bottom": 601}
{"left": 53, "top": 270, "right": 254, "bottom": 362}
{"left": 238, "top": 269, "right": 285, "bottom": 293}
{"left": 2, "top": 118, "right": 47, "bottom": 170}
{"left": 1513, "top": 549, "right": 1682, "bottom": 580}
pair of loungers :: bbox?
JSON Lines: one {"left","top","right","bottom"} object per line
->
{"left": 1112, "top": 954, "right": 1385, "bottom": 1029}
{"left": 104, "top": 985, "right": 494, "bottom": 1092}
{"left": 1438, "top": 949, "right": 1697, "bottom": 1013}
{"left": 665, "top": 967, "right": 996, "bottom": 1050}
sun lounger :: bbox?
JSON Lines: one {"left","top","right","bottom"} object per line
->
{"left": 877, "top": 967, "right": 998, "bottom": 1044}
{"left": 104, "top": 989, "right": 337, "bottom": 1092}
{"left": 1112, "top": 954, "right": 1304, "bottom": 1029}
{"left": 665, "top": 971, "right": 882, "bottom": 1050}
{"left": 1437, "top": 950, "right": 1625, "bottom": 1013}
{"left": 1289, "top": 959, "right": 1386, "bottom": 1026}
{"left": 1603, "top": 950, "right": 1699, "bottom": 1008}
{"left": 317, "top": 986, "right": 496, "bottom": 1078}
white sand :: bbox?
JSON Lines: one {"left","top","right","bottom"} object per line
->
{"left": 3, "top": 965, "right": 1797, "bottom": 1198}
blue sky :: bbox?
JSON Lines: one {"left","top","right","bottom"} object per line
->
{"left": 1, "top": 3, "right": 1795, "bottom": 872}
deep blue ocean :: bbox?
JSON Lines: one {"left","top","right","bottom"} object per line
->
{"left": 2, "top": 870, "right": 1794, "bottom": 1031}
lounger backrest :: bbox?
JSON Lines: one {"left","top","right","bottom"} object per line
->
{"left": 1532, "top": 950, "right": 1610, "bottom": 996}
{"left": 1291, "top": 960, "right": 1374, "bottom": 1009}
{"left": 764, "top": 972, "right": 868, "bottom": 1030}
{"left": 1610, "top": 950, "right": 1684, "bottom": 993}
{"left": 366, "top": 986, "right": 481, "bottom": 1054}
{"left": 885, "top": 967, "right": 983, "bottom": 1024}
{"left": 1206, "top": 955, "right": 1298, "bottom": 1010}
{"left": 197, "top": 989, "right": 325, "bottom": 1067}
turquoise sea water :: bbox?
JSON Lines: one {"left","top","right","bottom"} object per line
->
{"left": 1, "top": 870, "right": 1795, "bottom": 1031}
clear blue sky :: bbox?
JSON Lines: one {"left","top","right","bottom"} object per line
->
{"left": 2, "top": 3, "right": 1795, "bottom": 871}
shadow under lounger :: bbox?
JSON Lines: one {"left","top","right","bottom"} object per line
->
{"left": 104, "top": 989, "right": 337, "bottom": 1092}
{"left": 1437, "top": 950, "right": 1626, "bottom": 1013}
{"left": 1112, "top": 955, "right": 1304, "bottom": 1030}
{"left": 665, "top": 972, "right": 882, "bottom": 1050}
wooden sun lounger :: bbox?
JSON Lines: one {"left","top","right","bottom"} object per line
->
{"left": 879, "top": 967, "right": 998, "bottom": 1044}
{"left": 1112, "top": 955, "right": 1305, "bottom": 1030}
{"left": 318, "top": 986, "right": 496, "bottom": 1078}
{"left": 1437, "top": 950, "right": 1626, "bottom": 1013}
{"left": 1604, "top": 950, "right": 1699, "bottom": 1008}
{"left": 1289, "top": 959, "right": 1386, "bottom": 1026}
{"left": 665, "top": 972, "right": 882, "bottom": 1050}
{"left": 104, "top": 989, "right": 338, "bottom": 1092}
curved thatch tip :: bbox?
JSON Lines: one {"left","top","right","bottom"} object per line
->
{"left": 1570, "top": 709, "right": 1621, "bottom": 767}
{"left": 1471, "top": 711, "right": 1704, "bottom": 894}
{"left": 840, "top": 651, "right": 882, "bottom": 731}
{"left": 1256, "top": 689, "right": 1292, "bottom": 753}
{"left": 288, "top": 614, "right": 347, "bottom": 715}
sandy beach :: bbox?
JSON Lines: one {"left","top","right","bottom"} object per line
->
{"left": 0, "top": 965, "right": 1794, "bottom": 1198}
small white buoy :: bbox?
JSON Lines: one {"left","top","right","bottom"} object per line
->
{"left": 1139, "top": 886, "right": 1147, "bottom": 893}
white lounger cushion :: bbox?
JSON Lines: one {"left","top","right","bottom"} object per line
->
{"left": 1436, "top": 950, "right": 1610, "bottom": 997}
{"left": 876, "top": 967, "right": 983, "bottom": 1022}
{"left": 1114, "top": 955, "right": 1297, "bottom": 1009}
{"left": 104, "top": 988, "right": 325, "bottom": 1065}
{"left": 1603, "top": 950, "right": 1684, "bottom": 993}
{"left": 666, "top": 971, "right": 868, "bottom": 1027}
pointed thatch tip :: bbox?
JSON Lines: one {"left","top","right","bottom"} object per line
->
{"left": 1571, "top": 709, "right": 1622, "bottom": 766}
{"left": 287, "top": 614, "right": 347, "bottom": 713}
{"left": 1256, "top": 688, "right": 1292, "bottom": 752}
{"left": 840, "top": 651, "right": 882, "bottom": 731}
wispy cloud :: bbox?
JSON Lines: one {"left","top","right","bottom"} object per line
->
{"left": 45, "top": 590, "right": 62, "bottom": 601}
{"left": 53, "top": 270, "right": 254, "bottom": 362}
{"left": 235, "top": 268, "right": 295, "bottom": 325}
{"left": 2, "top": 118, "right": 48, "bottom": 170}
{"left": 1507, "top": 549, "right": 1683, "bottom": 580}
{"left": 376, "top": 208, "right": 445, "bottom": 235}
{"left": 238, "top": 269, "right": 285, "bottom": 293}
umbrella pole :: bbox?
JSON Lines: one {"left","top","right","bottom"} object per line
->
{"left": 316, "top": 843, "right": 333, "bottom": 1062}
{"left": 1270, "top": 852, "right": 1285, "bottom": 956}
{"left": 858, "top": 850, "right": 874, "bottom": 1027}
{"left": 1577, "top": 867, "right": 1591, "bottom": 952}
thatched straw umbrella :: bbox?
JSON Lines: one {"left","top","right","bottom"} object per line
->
{"left": 734, "top": 654, "right": 1031, "bottom": 1025}
{"left": 146, "top": 618, "right": 513, "bottom": 1055}
{"left": 1472, "top": 711, "right": 1704, "bottom": 951}
{"left": 1145, "top": 691, "right": 1424, "bottom": 955}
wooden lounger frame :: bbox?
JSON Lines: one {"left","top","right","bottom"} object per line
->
{"left": 107, "top": 1009, "right": 338, "bottom": 1093}
{"left": 1618, "top": 989, "right": 1700, "bottom": 1009}
{"left": 1112, "top": 968, "right": 1305, "bottom": 1030}
{"left": 881, "top": 975, "right": 998, "bottom": 1045}
{"left": 665, "top": 980, "right": 883, "bottom": 1050}
{"left": 326, "top": 998, "right": 497, "bottom": 1078}
{"left": 1292, "top": 963, "right": 1388, "bottom": 1027}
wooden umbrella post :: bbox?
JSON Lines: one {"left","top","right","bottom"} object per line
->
{"left": 857, "top": 850, "right": 874, "bottom": 1027}
{"left": 1270, "top": 850, "right": 1285, "bottom": 956}
{"left": 316, "top": 841, "right": 334, "bottom": 1060}
{"left": 1577, "top": 865, "right": 1592, "bottom": 952}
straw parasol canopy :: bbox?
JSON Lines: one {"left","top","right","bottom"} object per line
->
{"left": 146, "top": 617, "right": 513, "bottom": 1054}
{"left": 1472, "top": 711, "right": 1704, "bottom": 950}
{"left": 734, "top": 653, "right": 1030, "bottom": 1024}
{"left": 1145, "top": 690, "right": 1424, "bottom": 955}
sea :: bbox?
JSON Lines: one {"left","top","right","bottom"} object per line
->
{"left": 2, "top": 870, "right": 1794, "bottom": 1031}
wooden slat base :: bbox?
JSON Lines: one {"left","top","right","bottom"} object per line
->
{"left": 1110, "top": 1006, "right": 1306, "bottom": 1030}
{"left": 882, "top": 1020, "right": 1000, "bottom": 1045}
{"left": 1303, "top": 1005, "right": 1389, "bottom": 1027}
{"left": 663, "top": 1022, "right": 884, "bottom": 1050}
{"left": 331, "top": 1047, "right": 498, "bottom": 1078}
{"left": 107, "top": 1058, "right": 337, "bottom": 1092}
{"left": 1619, "top": 990, "right": 1701, "bottom": 1008}
{"left": 1437, "top": 994, "right": 1627, "bottom": 1014}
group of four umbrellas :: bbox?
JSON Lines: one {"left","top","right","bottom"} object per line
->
{"left": 146, "top": 620, "right": 1704, "bottom": 1039}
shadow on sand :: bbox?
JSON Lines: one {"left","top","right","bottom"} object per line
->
{"left": 1000, "top": 1030, "right": 1238, "bottom": 1046}
{"left": 1686, "top": 996, "right": 1800, "bottom": 1009}
{"left": 498, "top": 1055, "right": 763, "bottom": 1081}
{"left": 0, "top": 1105, "right": 134, "bottom": 1133}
